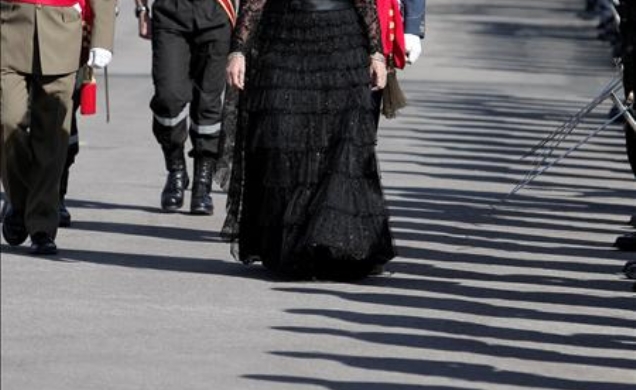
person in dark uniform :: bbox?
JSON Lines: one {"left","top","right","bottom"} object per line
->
{"left": 616, "top": 0, "right": 636, "bottom": 280}
{"left": 135, "top": 0, "right": 235, "bottom": 215}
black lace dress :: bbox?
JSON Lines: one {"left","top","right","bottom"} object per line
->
{"left": 218, "top": 0, "right": 396, "bottom": 279}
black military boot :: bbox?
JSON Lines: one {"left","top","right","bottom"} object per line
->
{"left": 2, "top": 204, "right": 28, "bottom": 246}
{"left": 190, "top": 156, "right": 214, "bottom": 215}
{"left": 161, "top": 149, "right": 190, "bottom": 212}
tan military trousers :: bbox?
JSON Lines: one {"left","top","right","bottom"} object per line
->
{"left": 1, "top": 69, "right": 74, "bottom": 237}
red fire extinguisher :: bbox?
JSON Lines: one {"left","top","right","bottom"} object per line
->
{"left": 79, "top": 0, "right": 96, "bottom": 116}
{"left": 80, "top": 65, "right": 97, "bottom": 116}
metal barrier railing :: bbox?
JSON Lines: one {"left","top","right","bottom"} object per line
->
{"left": 507, "top": 0, "right": 636, "bottom": 197}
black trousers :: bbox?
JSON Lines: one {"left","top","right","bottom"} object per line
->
{"left": 150, "top": 0, "right": 231, "bottom": 159}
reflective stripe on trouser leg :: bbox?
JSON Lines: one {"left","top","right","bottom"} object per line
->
{"left": 153, "top": 105, "right": 189, "bottom": 127}
{"left": 150, "top": 23, "right": 192, "bottom": 155}
{"left": 152, "top": 105, "right": 189, "bottom": 159}
{"left": 191, "top": 121, "right": 221, "bottom": 136}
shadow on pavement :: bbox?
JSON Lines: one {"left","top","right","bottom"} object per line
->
{"left": 65, "top": 198, "right": 163, "bottom": 214}
{"left": 69, "top": 220, "right": 221, "bottom": 242}
{"left": 0, "top": 245, "right": 285, "bottom": 281}
{"left": 245, "top": 376, "right": 481, "bottom": 390}
{"left": 256, "top": 350, "right": 634, "bottom": 390}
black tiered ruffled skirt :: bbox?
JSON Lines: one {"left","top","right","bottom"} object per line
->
{"left": 221, "top": 7, "right": 395, "bottom": 279}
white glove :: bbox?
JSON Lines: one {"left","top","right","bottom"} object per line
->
{"left": 404, "top": 34, "right": 422, "bottom": 64}
{"left": 87, "top": 48, "right": 113, "bottom": 69}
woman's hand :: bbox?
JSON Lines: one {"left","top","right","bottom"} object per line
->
{"left": 138, "top": 11, "right": 151, "bottom": 40}
{"left": 226, "top": 53, "right": 246, "bottom": 90}
{"left": 370, "top": 54, "right": 387, "bottom": 91}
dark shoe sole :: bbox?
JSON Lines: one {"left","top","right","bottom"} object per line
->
{"left": 161, "top": 204, "right": 183, "bottom": 213}
{"left": 190, "top": 207, "right": 213, "bottom": 216}
{"left": 161, "top": 197, "right": 185, "bottom": 212}
{"left": 59, "top": 218, "right": 71, "bottom": 228}
{"left": 161, "top": 195, "right": 185, "bottom": 212}
{"left": 29, "top": 245, "right": 58, "bottom": 255}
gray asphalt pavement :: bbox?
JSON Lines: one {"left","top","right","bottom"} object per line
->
{"left": 2, "top": 0, "right": 635, "bottom": 389}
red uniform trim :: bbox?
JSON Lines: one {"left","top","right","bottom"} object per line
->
{"left": 78, "top": 0, "right": 93, "bottom": 23}
{"left": 217, "top": 0, "right": 236, "bottom": 26}
{"left": 376, "top": 0, "right": 406, "bottom": 69}
{"left": 7, "top": 0, "right": 78, "bottom": 7}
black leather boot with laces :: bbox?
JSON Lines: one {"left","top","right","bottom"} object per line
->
{"left": 161, "top": 150, "right": 190, "bottom": 212}
{"left": 190, "top": 157, "right": 215, "bottom": 215}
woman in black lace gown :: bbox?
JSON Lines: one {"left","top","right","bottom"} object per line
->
{"left": 221, "top": 0, "right": 395, "bottom": 280}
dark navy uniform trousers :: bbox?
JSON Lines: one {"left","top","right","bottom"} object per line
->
{"left": 150, "top": 0, "right": 231, "bottom": 159}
